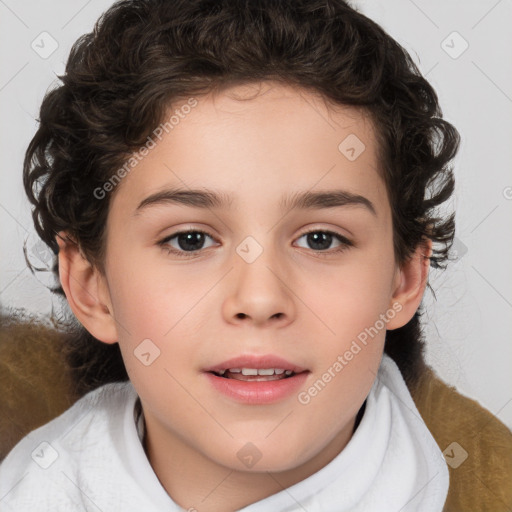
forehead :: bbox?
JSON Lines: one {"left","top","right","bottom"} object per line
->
{"left": 109, "top": 81, "right": 388, "bottom": 219}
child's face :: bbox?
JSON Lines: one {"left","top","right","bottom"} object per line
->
{"left": 88, "top": 81, "right": 411, "bottom": 472}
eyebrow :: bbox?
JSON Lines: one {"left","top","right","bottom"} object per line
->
{"left": 135, "top": 187, "right": 376, "bottom": 216}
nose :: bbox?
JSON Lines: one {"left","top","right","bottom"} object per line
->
{"left": 221, "top": 241, "right": 296, "bottom": 328}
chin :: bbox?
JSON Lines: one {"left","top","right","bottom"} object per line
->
{"left": 208, "top": 439, "right": 311, "bottom": 474}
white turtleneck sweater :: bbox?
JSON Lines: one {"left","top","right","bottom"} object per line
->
{"left": 0, "top": 353, "right": 449, "bottom": 511}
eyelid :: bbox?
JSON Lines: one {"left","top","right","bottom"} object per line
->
{"left": 157, "top": 224, "right": 219, "bottom": 243}
{"left": 296, "top": 226, "right": 352, "bottom": 243}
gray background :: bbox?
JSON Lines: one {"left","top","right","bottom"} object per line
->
{"left": 1, "top": 0, "right": 511, "bottom": 428}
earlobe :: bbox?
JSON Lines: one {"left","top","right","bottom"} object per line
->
{"left": 56, "top": 231, "right": 118, "bottom": 344}
{"left": 386, "top": 239, "right": 432, "bottom": 330}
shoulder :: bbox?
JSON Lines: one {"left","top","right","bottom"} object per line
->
{"left": 0, "top": 381, "right": 136, "bottom": 510}
{"left": 411, "top": 367, "right": 512, "bottom": 511}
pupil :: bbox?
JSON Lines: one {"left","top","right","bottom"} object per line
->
{"left": 308, "top": 232, "right": 332, "bottom": 250}
{"left": 178, "top": 232, "right": 204, "bottom": 251}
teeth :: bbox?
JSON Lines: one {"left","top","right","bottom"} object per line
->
{"left": 212, "top": 367, "right": 296, "bottom": 377}
{"left": 225, "top": 368, "right": 292, "bottom": 376}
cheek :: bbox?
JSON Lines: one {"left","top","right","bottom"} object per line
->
{"left": 107, "top": 249, "right": 209, "bottom": 339}
{"left": 300, "top": 255, "right": 394, "bottom": 348}
{"left": 303, "top": 272, "right": 387, "bottom": 395}
{"left": 104, "top": 256, "right": 206, "bottom": 391}
{"left": 293, "top": 262, "right": 392, "bottom": 445}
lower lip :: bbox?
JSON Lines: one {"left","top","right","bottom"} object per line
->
{"left": 204, "top": 372, "right": 310, "bottom": 404}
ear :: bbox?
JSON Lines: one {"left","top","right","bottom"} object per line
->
{"left": 386, "top": 238, "right": 432, "bottom": 330}
{"left": 56, "top": 231, "right": 118, "bottom": 343}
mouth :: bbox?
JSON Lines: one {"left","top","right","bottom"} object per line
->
{"left": 203, "top": 354, "right": 309, "bottom": 382}
{"left": 203, "top": 355, "right": 310, "bottom": 404}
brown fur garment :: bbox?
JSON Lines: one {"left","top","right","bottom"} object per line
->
{"left": 0, "top": 313, "right": 77, "bottom": 461}
{"left": 411, "top": 367, "right": 512, "bottom": 511}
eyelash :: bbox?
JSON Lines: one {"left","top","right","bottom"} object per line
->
{"left": 158, "top": 228, "right": 354, "bottom": 259}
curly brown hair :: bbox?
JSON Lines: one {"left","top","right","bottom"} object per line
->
{"left": 23, "top": 0, "right": 460, "bottom": 396}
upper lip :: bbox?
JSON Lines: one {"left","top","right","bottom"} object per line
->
{"left": 203, "top": 354, "right": 308, "bottom": 373}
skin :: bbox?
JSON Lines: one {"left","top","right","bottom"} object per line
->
{"left": 57, "top": 81, "right": 431, "bottom": 512}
